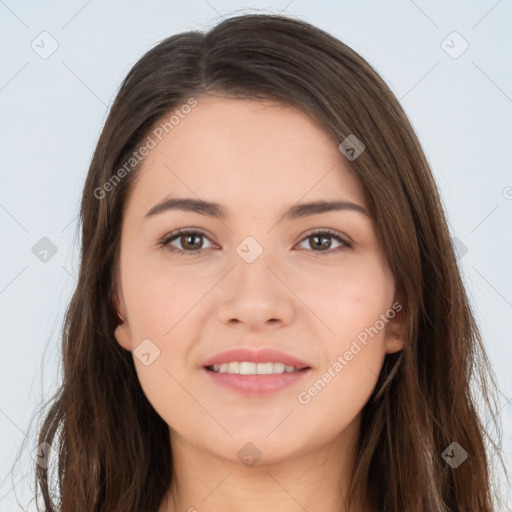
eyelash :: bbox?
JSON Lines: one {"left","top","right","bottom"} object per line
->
{"left": 158, "top": 228, "right": 352, "bottom": 256}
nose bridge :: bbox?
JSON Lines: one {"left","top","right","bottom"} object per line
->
{"left": 216, "top": 234, "right": 295, "bottom": 327}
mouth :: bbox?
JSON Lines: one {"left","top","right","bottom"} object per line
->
{"left": 201, "top": 347, "right": 313, "bottom": 395}
{"left": 202, "top": 362, "right": 312, "bottom": 396}
{"left": 204, "top": 362, "right": 311, "bottom": 375}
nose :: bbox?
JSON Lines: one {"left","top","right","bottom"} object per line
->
{"left": 216, "top": 247, "right": 296, "bottom": 331}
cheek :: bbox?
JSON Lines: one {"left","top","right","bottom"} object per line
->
{"left": 119, "top": 256, "right": 214, "bottom": 418}
{"left": 293, "top": 255, "right": 393, "bottom": 409}
{"left": 120, "top": 251, "right": 210, "bottom": 341}
{"left": 293, "top": 253, "right": 395, "bottom": 344}
{"left": 120, "top": 262, "right": 202, "bottom": 425}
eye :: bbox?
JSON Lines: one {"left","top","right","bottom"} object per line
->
{"left": 158, "top": 228, "right": 351, "bottom": 256}
{"left": 159, "top": 229, "right": 215, "bottom": 255}
{"left": 295, "top": 229, "right": 352, "bottom": 254}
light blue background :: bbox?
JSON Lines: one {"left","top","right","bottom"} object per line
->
{"left": 1, "top": 1, "right": 511, "bottom": 509}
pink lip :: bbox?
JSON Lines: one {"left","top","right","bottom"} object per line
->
{"left": 202, "top": 368, "right": 312, "bottom": 396}
{"left": 201, "top": 347, "right": 312, "bottom": 396}
{"left": 201, "top": 347, "right": 311, "bottom": 370}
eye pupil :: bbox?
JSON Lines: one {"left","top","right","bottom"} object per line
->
{"left": 182, "top": 234, "right": 202, "bottom": 250}
{"left": 311, "top": 234, "right": 331, "bottom": 250}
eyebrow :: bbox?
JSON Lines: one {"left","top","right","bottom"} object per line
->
{"left": 145, "top": 197, "right": 370, "bottom": 220}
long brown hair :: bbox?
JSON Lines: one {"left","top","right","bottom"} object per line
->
{"left": 19, "top": 12, "right": 505, "bottom": 511}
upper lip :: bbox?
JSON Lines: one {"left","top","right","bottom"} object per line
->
{"left": 202, "top": 348, "right": 312, "bottom": 370}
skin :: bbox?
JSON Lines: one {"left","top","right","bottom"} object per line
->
{"left": 114, "top": 95, "right": 405, "bottom": 512}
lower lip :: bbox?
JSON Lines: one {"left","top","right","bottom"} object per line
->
{"left": 202, "top": 367, "right": 311, "bottom": 396}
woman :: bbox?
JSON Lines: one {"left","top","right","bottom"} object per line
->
{"left": 30, "top": 13, "right": 504, "bottom": 511}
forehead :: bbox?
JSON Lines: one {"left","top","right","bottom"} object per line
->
{"left": 127, "top": 95, "right": 368, "bottom": 215}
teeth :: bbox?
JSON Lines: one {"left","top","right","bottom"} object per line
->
{"left": 211, "top": 362, "right": 301, "bottom": 374}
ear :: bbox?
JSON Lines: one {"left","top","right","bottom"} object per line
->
{"left": 113, "top": 289, "right": 133, "bottom": 352}
{"left": 384, "top": 299, "right": 406, "bottom": 354}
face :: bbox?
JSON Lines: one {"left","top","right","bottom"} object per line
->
{"left": 114, "top": 95, "right": 404, "bottom": 466}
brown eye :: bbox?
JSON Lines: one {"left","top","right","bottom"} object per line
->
{"left": 296, "top": 230, "right": 351, "bottom": 254}
{"left": 160, "top": 230, "right": 214, "bottom": 255}
{"left": 178, "top": 233, "right": 203, "bottom": 250}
